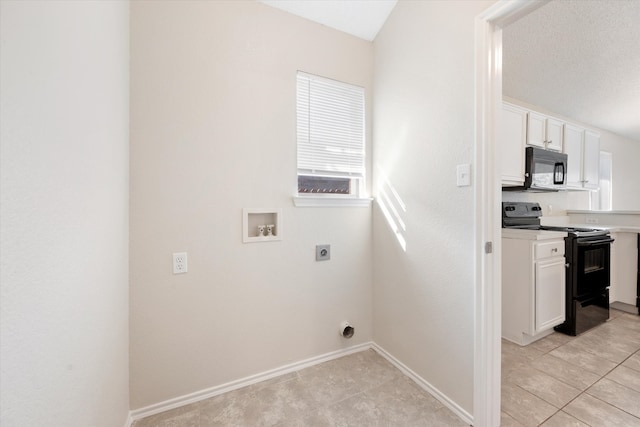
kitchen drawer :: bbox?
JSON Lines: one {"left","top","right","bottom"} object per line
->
{"left": 535, "top": 240, "right": 565, "bottom": 260}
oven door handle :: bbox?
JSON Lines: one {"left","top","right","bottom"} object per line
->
{"left": 577, "top": 238, "right": 615, "bottom": 246}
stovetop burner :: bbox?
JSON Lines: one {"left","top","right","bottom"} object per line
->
{"left": 540, "top": 225, "right": 608, "bottom": 238}
{"left": 501, "top": 202, "right": 608, "bottom": 238}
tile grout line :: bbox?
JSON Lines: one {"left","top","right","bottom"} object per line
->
{"left": 503, "top": 339, "right": 579, "bottom": 425}
{"left": 533, "top": 330, "right": 640, "bottom": 425}
{"left": 502, "top": 311, "right": 640, "bottom": 426}
{"left": 530, "top": 324, "right": 640, "bottom": 386}
{"left": 615, "top": 349, "right": 640, "bottom": 373}
{"left": 506, "top": 383, "right": 563, "bottom": 427}
{"left": 579, "top": 391, "right": 640, "bottom": 422}
{"left": 504, "top": 313, "right": 639, "bottom": 426}
{"left": 547, "top": 337, "right": 635, "bottom": 424}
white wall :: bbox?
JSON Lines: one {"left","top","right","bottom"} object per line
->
{"left": 502, "top": 191, "right": 590, "bottom": 218}
{"left": 600, "top": 130, "right": 640, "bottom": 211}
{"left": 372, "top": 0, "right": 493, "bottom": 416}
{"left": 0, "top": 2, "right": 130, "bottom": 426}
{"left": 129, "top": 0, "right": 373, "bottom": 409}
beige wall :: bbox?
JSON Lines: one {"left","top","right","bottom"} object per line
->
{"left": 372, "top": 0, "right": 493, "bottom": 417}
{"left": 130, "top": 0, "right": 373, "bottom": 409}
{"left": 0, "top": 1, "right": 130, "bottom": 426}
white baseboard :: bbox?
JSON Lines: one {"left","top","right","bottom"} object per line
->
{"left": 129, "top": 342, "right": 373, "bottom": 422}
{"left": 128, "top": 341, "right": 473, "bottom": 426}
{"left": 123, "top": 413, "right": 133, "bottom": 427}
{"left": 371, "top": 343, "right": 474, "bottom": 426}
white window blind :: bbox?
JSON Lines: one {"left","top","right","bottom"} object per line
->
{"left": 297, "top": 72, "right": 365, "bottom": 178}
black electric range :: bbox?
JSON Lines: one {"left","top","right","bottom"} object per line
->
{"left": 502, "top": 202, "right": 614, "bottom": 335}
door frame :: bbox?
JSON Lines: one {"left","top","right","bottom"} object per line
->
{"left": 473, "top": 1, "right": 550, "bottom": 426}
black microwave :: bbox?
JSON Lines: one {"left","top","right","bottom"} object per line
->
{"left": 504, "top": 147, "right": 567, "bottom": 192}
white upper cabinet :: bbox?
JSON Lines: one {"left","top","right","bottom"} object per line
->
{"left": 563, "top": 124, "right": 600, "bottom": 190}
{"left": 545, "top": 118, "right": 564, "bottom": 152}
{"left": 501, "top": 99, "right": 602, "bottom": 191}
{"left": 527, "top": 112, "right": 563, "bottom": 152}
{"left": 564, "top": 124, "right": 584, "bottom": 188}
{"left": 583, "top": 130, "right": 600, "bottom": 190}
{"left": 499, "top": 103, "right": 527, "bottom": 186}
{"left": 527, "top": 112, "right": 546, "bottom": 148}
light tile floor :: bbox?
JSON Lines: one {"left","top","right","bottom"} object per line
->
{"left": 132, "top": 349, "right": 469, "bottom": 427}
{"left": 133, "top": 309, "right": 640, "bottom": 427}
{"left": 502, "top": 309, "right": 640, "bottom": 427}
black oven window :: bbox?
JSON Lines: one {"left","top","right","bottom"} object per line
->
{"left": 583, "top": 248, "right": 605, "bottom": 274}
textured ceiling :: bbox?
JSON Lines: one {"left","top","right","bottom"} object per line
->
{"left": 503, "top": 0, "right": 640, "bottom": 142}
{"left": 258, "top": 0, "right": 397, "bottom": 41}
{"left": 259, "top": 0, "right": 638, "bottom": 141}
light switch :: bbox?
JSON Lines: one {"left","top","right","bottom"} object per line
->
{"left": 456, "top": 164, "right": 471, "bottom": 187}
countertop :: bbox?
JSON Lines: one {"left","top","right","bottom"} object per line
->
{"left": 502, "top": 229, "right": 567, "bottom": 240}
{"left": 576, "top": 225, "right": 640, "bottom": 234}
{"left": 567, "top": 210, "right": 640, "bottom": 215}
{"left": 502, "top": 226, "right": 640, "bottom": 240}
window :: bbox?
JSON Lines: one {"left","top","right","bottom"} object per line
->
{"left": 296, "top": 71, "right": 365, "bottom": 197}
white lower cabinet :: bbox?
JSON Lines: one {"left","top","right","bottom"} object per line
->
{"left": 502, "top": 235, "right": 566, "bottom": 345}
{"left": 535, "top": 257, "right": 567, "bottom": 332}
{"left": 610, "top": 232, "right": 639, "bottom": 306}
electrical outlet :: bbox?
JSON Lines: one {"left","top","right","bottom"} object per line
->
{"left": 173, "top": 252, "right": 188, "bottom": 274}
{"left": 316, "top": 244, "right": 330, "bottom": 261}
{"left": 585, "top": 217, "right": 599, "bottom": 224}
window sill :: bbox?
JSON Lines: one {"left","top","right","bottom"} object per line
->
{"left": 292, "top": 196, "right": 373, "bottom": 208}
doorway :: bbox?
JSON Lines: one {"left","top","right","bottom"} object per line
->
{"left": 473, "top": 2, "right": 550, "bottom": 426}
